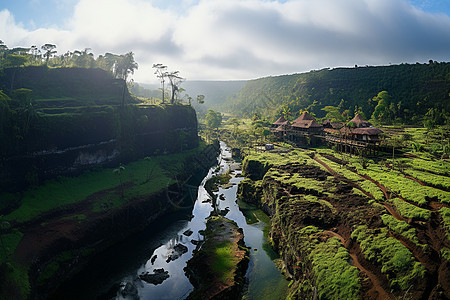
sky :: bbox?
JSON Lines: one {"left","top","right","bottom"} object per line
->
{"left": 0, "top": 0, "right": 450, "bottom": 83}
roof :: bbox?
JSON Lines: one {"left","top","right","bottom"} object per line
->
{"left": 352, "top": 127, "right": 383, "bottom": 135}
{"left": 293, "top": 111, "right": 314, "bottom": 123}
{"left": 273, "top": 116, "right": 287, "bottom": 125}
{"left": 292, "top": 119, "right": 323, "bottom": 129}
{"left": 275, "top": 125, "right": 286, "bottom": 131}
{"left": 349, "top": 113, "right": 372, "bottom": 127}
{"left": 291, "top": 112, "right": 323, "bottom": 129}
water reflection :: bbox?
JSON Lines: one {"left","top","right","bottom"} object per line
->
{"left": 54, "top": 143, "right": 287, "bottom": 299}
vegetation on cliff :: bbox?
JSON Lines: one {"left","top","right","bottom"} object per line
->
{"left": 0, "top": 142, "right": 219, "bottom": 299}
{"left": 237, "top": 146, "right": 449, "bottom": 299}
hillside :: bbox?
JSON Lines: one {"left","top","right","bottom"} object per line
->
{"left": 0, "top": 66, "right": 199, "bottom": 192}
{"left": 223, "top": 62, "right": 450, "bottom": 124}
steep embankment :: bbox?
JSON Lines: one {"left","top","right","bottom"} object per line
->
{"left": 0, "top": 66, "right": 199, "bottom": 194}
{"left": 238, "top": 149, "right": 450, "bottom": 299}
{"left": 0, "top": 142, "right": 220, "bottom": 300}
{"left": 0, "top": 66, "right": 209, "bottom": 299}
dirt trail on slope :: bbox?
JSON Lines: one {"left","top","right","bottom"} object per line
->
{"left": 314, "top": 155, "right": 407, "bottom": 223}
{"left": 323, "top": 231, "right": 394, "bottom": 300}
{"left": 313, "top": 155, "right": 374, "bottom": 199}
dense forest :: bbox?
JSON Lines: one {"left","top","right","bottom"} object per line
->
{"left": 224, "top": 62, "right": 450, "bottom": 126}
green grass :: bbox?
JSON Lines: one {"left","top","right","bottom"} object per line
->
{"left": 0, "top": 192, "right": 21, "bottom": 212}
{"left": 381, "top": 214, "right": 426, "bottom": 249}
{"left": 0, "top": 229, "right": 23, "bottom": 264}
{"left": 388, "top": 198, "right": 431, "bottom": 221}
{"left": 351, "top": 225, "right": 426, "bottom": 291}
{"left": 403, "top": 168, "right": 450, "bottom": 190}
{"left": 266, "top": 169, "right": 326, "bottom": 196}
{"left": 316, "top": 153, "right": 385, "bottom": 201}
{"left": 2, "top": 147, "right": 203, "bottom": 223}
{"left": 408, "top": 158, "right": 450, "bottom": 175}
{"left": 348, "top": 162, "right": 449, "bottom": 205}
{"left": 212, "top": 241, "right": 235, "bottom": 281}
{"left": 439, "top": 207, "right": 450, "bottom": 242}
{"left": 242, "top": 150, "right": 315, "bottom": 179}
{"left": 37, "top": 250, "right": 77, "bottom": 287}
{"left": 0, "top": 261, "right": 30, "bottom": 299}
{"left": 309, "top": 237, "right": 361, "bottom": 300}
{"left": 294, "top": 226, "right": 361, "bottom": 299}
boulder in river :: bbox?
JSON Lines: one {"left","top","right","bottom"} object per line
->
{"left": 166, "top": 243, "right": 188, "bottom": 262}
{"left": 139, "top": 268, "right": 170, "bottom": 285}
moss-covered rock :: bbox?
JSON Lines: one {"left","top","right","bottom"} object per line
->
{"left": 185, "top": 216, "right": 249, "bottom": 300}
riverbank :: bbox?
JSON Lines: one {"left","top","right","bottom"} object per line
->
{"left": 0, "top": 142, "right": 220, "bottom": 299}
{"left": 185, "top": 216, "right": 249, "bottom": 299}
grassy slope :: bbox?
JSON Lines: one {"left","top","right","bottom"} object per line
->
{"left": 0, "top": 144, "right": 208, "bottom": 299}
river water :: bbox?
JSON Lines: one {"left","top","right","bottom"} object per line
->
{"left": 55, "top": 142, "right": 287, "bottom": 299}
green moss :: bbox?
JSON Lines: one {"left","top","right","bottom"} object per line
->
{"left": 212, "top": 240, "right": 235, "bottom": 281}
{"left": 37, "top": 250, "right": 77, "bottom": 287}
{"left": 388, "top": 198, "right": 431, "bottom": 221}
{"left": 351, "top": 225, "right": 426, "bottom": 291}
{"left": 439, "top": 207, "right": 450, "bottom": 241}
{"left": 309, "top": 237, "right": 361, "bottom": 300}
{"left": 0, "top": 229, "right": 23, "bottom": 264}
{"left": 381, "top": 214, "right": 426, "bottom": 249}
{"left": 1, "top": 262, "right": 30, "bottom": 299}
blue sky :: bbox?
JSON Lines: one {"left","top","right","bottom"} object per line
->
{"left": 1, "top": 0, "right": 450, "bottom": 82}
{"left": 2, "top": 0, "right": 448, "bottom": 30}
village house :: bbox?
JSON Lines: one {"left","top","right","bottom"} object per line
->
{"left": 272, "top": 112, "right": 383, "bottom": 152}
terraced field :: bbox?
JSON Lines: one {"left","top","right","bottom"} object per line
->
{"left": 237, "top": 148, "right": 450, "bottom": 299}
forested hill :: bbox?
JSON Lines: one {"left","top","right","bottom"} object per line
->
{"left": 223, "top": 62, "right": 450, "bottom": 125}
{"left": 182, "top": 80, "right": 247, "bottom": 110}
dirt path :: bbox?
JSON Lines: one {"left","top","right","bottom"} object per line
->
{"left": 323, "top": 231, "right": 394, "bottom": 300}
{"left": 313, "top": 155, "right": 374, "bottom": 199}
{"left": 382, "top": 202, "right": 406, "bottom": 222}
{"left": 358, "top": 174, "right": 389, "bottom": 200}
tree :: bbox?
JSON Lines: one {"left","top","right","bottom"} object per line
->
{"left": 167, "top": 71, "right": 184, "bottom": 104}
{"left": 205, "top": 109, "right": 222, "bottom": 130}
{"left": 196, "top": 94, "right": 205, "bottom": 105}
{"left": 282, "top": 106, "right": 291, "bottom": 119}
{"left": 153, "top": 63, "right": 167, "bottom": 103}
{"left": 371, "top": 91, "right": 393, "bottom": 123}
{"left": 41, "top": 43, "right": 57, "bottom": 64}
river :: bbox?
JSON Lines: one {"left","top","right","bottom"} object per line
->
{"left": 54, "top": 142, "right": 287, "bottom": 299}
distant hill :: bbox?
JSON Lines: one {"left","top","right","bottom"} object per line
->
{"left": 223, "top": 62, "right": 450, "bottom": 124}
{"left": 181, "top": 80, "right": 247, "bottom": 110}
{"left": 136, "top": 80, "right": 247, "bottom": 111}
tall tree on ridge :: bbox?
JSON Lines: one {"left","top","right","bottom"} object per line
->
{"left": 41, "top": 43, "right": 57, "bottom": 64}
{"left": 167, "top": 70, "right": 184, "bottom": 104}
{"left": 153, "top": 63, "right": 167, "bottom": 103}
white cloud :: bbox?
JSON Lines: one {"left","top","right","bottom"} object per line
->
{"left": 1, "top": 0, "right": 450, "bottom": 83}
